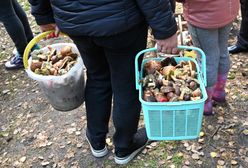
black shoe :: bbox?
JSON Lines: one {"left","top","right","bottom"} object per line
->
{"left": 228, "top": 45, "right": 248, "bottom": 54}
{"left": 114, "top": 128, "right": 149, "bottom": 165}
{"left": 85, "top": 130, "right": 108, "bottom": 158}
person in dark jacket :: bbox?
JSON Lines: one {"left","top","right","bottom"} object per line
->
{"left": 0, "top": 0, "right": 38, "bottom": 70}
{"left": 28, "top": 0, "right": 178, "bottom": 164}
{"left": 228, "top": 0, "right": 248, "bottom": 54}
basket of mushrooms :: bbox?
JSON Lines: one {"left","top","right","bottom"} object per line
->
{"left": 135, "top": 45, "right": 207, "bottom": 141}
{"left": 23, "top": 31, "right": 85, "bottom": 112}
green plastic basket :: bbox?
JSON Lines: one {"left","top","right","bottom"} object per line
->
{"left": 135, "top": 45, "right": 207, "bottom": 140}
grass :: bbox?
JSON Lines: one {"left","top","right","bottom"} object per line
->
{"left": 172, "top": 153, "right": 183, "bottom": 165}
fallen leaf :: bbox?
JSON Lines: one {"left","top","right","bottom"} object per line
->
{"left": 183, "top": 142, "right": 189, "bottom": 148}
{"left": 167, "top": 155, "right": 173, "bottom": 160}
{"left": 210, "top": 152, "right": 217, "bottom": 158}
{"left": 19, "top": 156, "right": 26, "bottom": 163}
{"left": 198, "top": 138, "right": 204, "bottom": 143}
{"left": 150, "top": 142, "right": 157, "bottom": 147}
{"left": 158, "top": 160, "right": 166, "bottom": 165}
{"left": 142, "top": 148, "right": 147, "bottom": 154}
{"left": 47, "top": 141, "right": 53, "bottom": 146}
{"left": 177, "top": 152, "right": 183, "bottom": 157}
{"left": 1, "top": 132, "right": 9, "bottom": 137}
{"left": 13, "top": 161, "right": 20, "bottom": 167}
{"left": 65, "top": 151, "right": 74, "bottom": 159}
{"left": 242, "top": 129, "right": 248, "bottom": 135}
{"left": 71, "top": 123, "right": 76, "bottom": 127}
{"left": 217, "top": 160, "right": 225, "bottom": 166}
{"left": 66, "top": 128, "right": 76, "bottom": 134}
{"left": 2, "top": 89, "right": 10, "bottom": 95}
{"left": 228, "top": 141, "right": 235, "bottom": 147}
{"left": 21, "top": 129, "right": 29, "bottom": 137}
{"left": 75, "top": 131, "right": 81, "bottom": 135}
{"left": 106, "top": 138, "right": 112, "bottom": 146}
{"left": 48, "top": 154, "right": 54, "bottom": 159}
{"left": 243, "top": 121, "right": 248, "bottom": 126}
{"left": 199, "top": 132, "right": 204, "bottom": 137}
{"left": 41, "top": 161, "right": 50, "bottom": 166}
{"left": 184, "top": 160, "right": 190, "bottom": 165}
{"left": 217, "top": 116, "right": 224, "bottom": 124}
{"left": 192, "top": 153, "right": 200, "bottom": 160}
{"left": 77, "top": 143, "right": 82, "bottom": 148}
{"left": 231, "top": 160, "right": 238, "bottom": 165}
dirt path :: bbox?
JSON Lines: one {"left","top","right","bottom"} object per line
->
{"left": 1, "top": 1, "right": 248, "bottom": 168}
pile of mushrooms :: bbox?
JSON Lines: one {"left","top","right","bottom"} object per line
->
{"left": 30, "top": 45, "right": 78, "bottom": 76}
{"left": 141, "top": 57, "right": 202, "bottom": 102}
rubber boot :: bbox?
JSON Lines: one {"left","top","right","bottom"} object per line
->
{"left": 204, "top": 87, "right": 214, "bottom": 116}
{"left": 212, "top": 73, "right": 227, "bottom": 103}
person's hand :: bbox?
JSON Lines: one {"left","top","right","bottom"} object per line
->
{"left": 39, "top": 23, "right": 60, "bottom": 38}
{"left": 156, "top": 33, "right": 178, "bottom": 54}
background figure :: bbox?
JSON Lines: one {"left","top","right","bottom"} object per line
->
{"left": 0, "top": 0, "right": 35, "bottom": 70}
{"left": 228, "top": 0, "right": 248, "bottom": 54}
{"left": 178, "top": 0, "right": 239, "bottom": 115}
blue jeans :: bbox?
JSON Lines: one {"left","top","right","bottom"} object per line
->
{"left": 188, "top": 23, "right": 232, "bottom": 87}
{"left": 70, "top": 23, "right": 147, "bottom": 150}
{"left": 0, "top": 0, "right": 33, "bottom": 56}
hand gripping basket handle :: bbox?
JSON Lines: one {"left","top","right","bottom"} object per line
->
{"left": 23, "top": 31, "right": 67, "bottom": 69}
{"left": 135, "top": 45, "right": 207, "bottom": 90}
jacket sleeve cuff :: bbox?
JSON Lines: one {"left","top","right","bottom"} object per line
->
{"left": 35, "top": 14, "right": 55, "bottom": 25}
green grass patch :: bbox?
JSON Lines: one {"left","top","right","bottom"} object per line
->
{"left": 172, "top": 153, "right": 183, "bottom": 165}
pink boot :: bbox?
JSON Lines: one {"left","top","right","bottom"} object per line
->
{"left": 212, "top": 73, "right": 227, "bottom": 103}
{"left": 204, "top": 87, "right": 214, "bottom": 116}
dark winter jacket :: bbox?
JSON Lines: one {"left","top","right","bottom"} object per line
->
{"left": 28, "top": 0, "right": 177, "bottom": 39}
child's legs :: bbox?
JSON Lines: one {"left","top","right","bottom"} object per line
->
{"left": 188, "top": 24, "right": 220, "bottom": 87}
{"left": 218, "top": 24, "right": 232, "bottom": 74}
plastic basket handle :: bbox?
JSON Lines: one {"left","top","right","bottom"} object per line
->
{"left": 135, "top": 45, "right": 207, "bottom": 90}
{"left": 23, "top": 31, "right": 67, "bottom": 69}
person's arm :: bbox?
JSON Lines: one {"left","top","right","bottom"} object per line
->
{"left": 28, "top": 0, "right": 55, "bottom": 25}
{"left": 28, "top": 0, "right": 59, "bottom": 36}
{"left": 135, "top": 0, "right": 178, "bottom": 53}
{"left": 135, "top": 0, "right": 177, "bottom": 40}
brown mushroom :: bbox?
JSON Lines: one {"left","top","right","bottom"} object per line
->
{"left": 30, "top": 60, "right": 42, "bottom": 72}
{"left": 161, "top": 66, "right": 175, "bottom": 76}
{"left": 60, "top": 46, "right": 72, "bottom": 57}
{"left": 160, "top": 86, "right": 175, "bottom": 94}
{"left": 143, "top": 89, "right": 156, "bottom": 102}
{"left": 144, "top": 60, "right": 162, "bottom": 75}
{"left": 192, "top": 88, "right": 202, "bottom": 97}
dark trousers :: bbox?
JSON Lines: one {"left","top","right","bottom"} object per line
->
{"left": 238, "top": 0, "right": 248, "bottom": 49}
{"left": 70, "top": 23, "right": 147, "bottom": 150}
{"left": 0, "top": 0, "right": 33, "bottom": 56}
{"left": 169, "top": 0, "right": 176, "bottom": 13}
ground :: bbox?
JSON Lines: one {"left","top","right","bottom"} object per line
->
{"left": 0, "top": 1, "right": 248, "bottom": 168}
